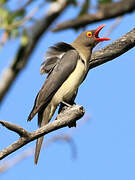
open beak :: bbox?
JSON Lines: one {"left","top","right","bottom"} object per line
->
{"left": 94, "top": 24, "right": 111, "bottom": 42}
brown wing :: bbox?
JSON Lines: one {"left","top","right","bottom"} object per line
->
{"left": 27, "top": 49, "right": 79, "bottom": 121}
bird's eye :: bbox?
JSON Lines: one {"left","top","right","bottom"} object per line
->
{"left": 87, "top": 32, "right": 92, "bottom": 38}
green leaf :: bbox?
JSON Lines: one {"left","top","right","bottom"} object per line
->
{"left": 98, "top": 0, "right": 112, "bottom": 5}
{"left": 78, "top": 0, "right": 90, "bottom": 17}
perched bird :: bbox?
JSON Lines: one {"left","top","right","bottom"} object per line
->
{"left": 27, "top": 24, "right": 110, "bottom": 164}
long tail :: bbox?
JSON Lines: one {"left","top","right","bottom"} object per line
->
{"left": 34, "top": 103, "right": 56, "bottom": 164}
{"left": 35, "top": 136, "right": 44, "bottom": 164}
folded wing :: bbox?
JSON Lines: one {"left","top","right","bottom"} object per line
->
{"left": 28, "top": 48, "right": 79, "bottom": 121}
{"left": 40, "top": 42, "right": 74, "bottom": 75}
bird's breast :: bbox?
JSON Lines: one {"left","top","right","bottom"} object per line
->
{"left": 52, "top": 58, "right": 88, "bottom": 106}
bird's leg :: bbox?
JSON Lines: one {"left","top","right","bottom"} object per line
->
{"left": 58, "top": 101, "right": 72, "bottom": 114}
{"left": 58, "top": 101, "right": 76, "bottom": 128}
{"left": 61, "top": 101, "right": 72, "bottom": 107}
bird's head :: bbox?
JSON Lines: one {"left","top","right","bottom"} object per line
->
{"left": 74, "top": 24, "right": 110, "bottom": 49}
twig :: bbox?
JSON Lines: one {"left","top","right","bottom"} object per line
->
{"left": 0, "top": 105, "right": 85, "bottom": 160}
{"left": 1, "top": 7, "right": 39, "bottom": 31}
{"left": 0, "top": 134, "right": 76, "bottom": 174}
{"left": 0, "top": 121, "right": 30, "bottom": 137}
{"left": 52, "top": 0, "right": 135, "bottom": 32}
{"left": 15, "top": 0, "right": 34, "bottom": 12}
{"left": 0, "top": 31, "right": 9, "bottom": 47}
{"left": 0, "top": 1, "right": 47, "bottom": 31}
{"left": 103, "top": 17, "right": 122, "bottom": 37}
{"left": 94, "top": 16, "right": 122, "bottom": 50}
{"left": 0, "top": 114, "right": 90, "bottom": 174}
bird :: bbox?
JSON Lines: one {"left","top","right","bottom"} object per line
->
{"left": 27, "top": 24, "right": 110, "bottom": 164}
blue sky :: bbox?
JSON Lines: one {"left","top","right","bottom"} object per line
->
{"left": 0, "top": 1, "right": 135, "bottom": 180}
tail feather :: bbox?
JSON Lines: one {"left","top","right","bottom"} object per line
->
{"left": 34, "top": 136, "right": 44, "bottom": 164}
{"left": 34, "top": 104, "right": 56, "bottom": 164}
{"left": 27, "top": 111, "right": 35, "bottom": 121}
{"left": 34, "top": 110, "right": 44, "bottom": 164}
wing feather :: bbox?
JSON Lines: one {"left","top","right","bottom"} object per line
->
{"left": 40, "top": 42, "right": 74, "bottom": 75}
{"left": 28, "top": 49, "right": 79, "bottom": 121}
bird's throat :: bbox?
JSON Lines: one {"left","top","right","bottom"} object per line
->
{"left": 71, "top": 42, "right": 92, "bottom": 62}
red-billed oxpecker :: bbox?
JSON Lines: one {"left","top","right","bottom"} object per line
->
{"left": 27, "top": 24, "right": 110, "bottom": 164}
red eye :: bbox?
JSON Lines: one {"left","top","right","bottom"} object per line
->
{"left": 87, "top": 32, "right": 92, "bottom": 37}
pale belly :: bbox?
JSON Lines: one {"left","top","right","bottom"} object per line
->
{"left": 51, "top": 59, "right": 87, "bottom": 106}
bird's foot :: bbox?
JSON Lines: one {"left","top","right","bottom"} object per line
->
{"left": 68, "top": 122, "right": 76, "bottom": 128}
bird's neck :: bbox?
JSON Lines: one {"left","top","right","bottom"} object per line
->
{"left": 71, "top": 42, "right": 92, "bottom": 61}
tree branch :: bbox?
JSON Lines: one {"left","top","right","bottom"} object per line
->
{"left": 52, "top": 0, "right": 135, "bottom": 32}
{"left": 0, "top": 121, "right": 30, "bottom": 138}
{"left": 0, "top": 115, "right": 89, "bottom": 174}
{"left": 89, "top": 27, "right": 135, "bottom": 69}
{"left": 0, "top": 0, "right": 70, "bottom": 104}
{"left": 0, "top": 105, "right": 85, "bottom": 160}
{"left": 0, "top": 134, "right": 76, "bottom": 174}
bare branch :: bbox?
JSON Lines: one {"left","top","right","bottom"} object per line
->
{"left": 1, "top": 6, "right": 39, "bottom": 31}
{"left": 89, "top": 27, "right": 135, "bottom": 69}
{"left": 0, "top": 147, "right": 34, "bottom": 174}
{"left": 94, "top": 17, "right": 122, "bottom": 50}
{"left": 103, "top": 17, "right": 122, "bottom": 37}
{"left": 0, "top": 114, "right": 90, "bottom": 174}
{"left": 0, "top": 0, "right": 70, "bottom": 103}
{"left": 0, "top": 134, "right": 76, "bottom": 174}
{"left": 0, "top": 31, "right": 9, "bottom": 47}
{"left": 0, "top": 121, "right": 30, "bottom": 137}
{"left": 52, "top": 0, "right": 135, "bottom": 32}
{"left": 0, "top": 105, "right": 85, "bottom": 160}
{"left": 15, "top": 0, "right": 34, "bottom": 12}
